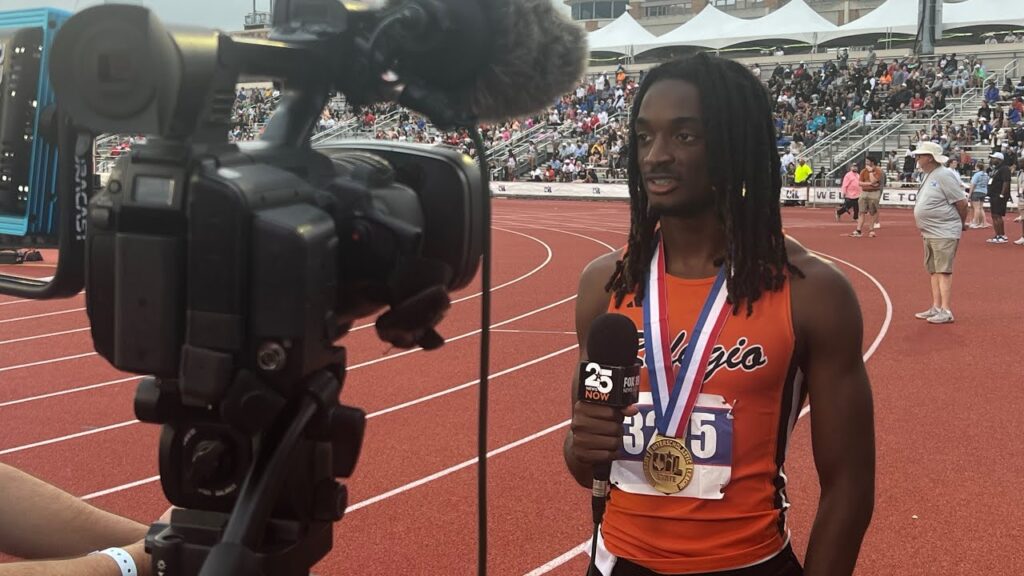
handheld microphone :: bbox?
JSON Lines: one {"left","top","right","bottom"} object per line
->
{"left": 380, "top": 0, "right": 589, "bottom": 126}
{"left": 578, "top": 313, "right": 641, "bottom": 524}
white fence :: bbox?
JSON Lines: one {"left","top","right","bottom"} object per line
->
{"left": 491, "top": 182, "right": 1019, "bottom": 208}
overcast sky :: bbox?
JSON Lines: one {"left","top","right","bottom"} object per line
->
{"left": 2, "top": 0, "right": 570, "bottom": 32}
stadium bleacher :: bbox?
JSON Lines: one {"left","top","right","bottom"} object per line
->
{"left": 92, "top": 45, "right": 1024, "bottom": 199}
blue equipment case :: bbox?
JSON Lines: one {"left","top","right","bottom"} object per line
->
{"left": 0, "top": 8, "right": 70, "bottom": 239}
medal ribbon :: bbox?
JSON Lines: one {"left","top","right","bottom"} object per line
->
{"left": 642, "top": 232, "right": 731, "bottom": 439}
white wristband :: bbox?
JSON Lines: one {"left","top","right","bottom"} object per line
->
{"left": 89, "top": 547, "right": 138, "bottom": 576}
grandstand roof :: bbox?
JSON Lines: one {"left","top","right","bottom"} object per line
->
{"left": 587, "top": 11, "right": 657, "bottom": 53}
{"left": 636, "top": 4, "right": 748, "bottom": 51}
{"left": 943, "top": 0, "right": 1024, "bottom": 30}
{"left": 718, "top": 0, "right": 838, "bottom": 48}
{"left": 816, "top": 0, "right": 920, "bottom": 43}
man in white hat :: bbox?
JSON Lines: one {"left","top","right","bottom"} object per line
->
{"left": 986, "top": 152, "right": 1012, "bottom": 243}
{"left": 911, "top": 141, "right": 968, "bottom": 324}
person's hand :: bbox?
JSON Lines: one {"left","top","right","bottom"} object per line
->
{"left": 569, "top": 401, "right": 639, "bottom": 466}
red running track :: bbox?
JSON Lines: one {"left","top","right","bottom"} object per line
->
{"left": 1, "top": 200, "right": 1022, "bottom": 575}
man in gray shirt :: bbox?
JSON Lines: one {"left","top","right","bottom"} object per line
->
{"left": 911, "top": 141, "right": 969, "bottom": 324}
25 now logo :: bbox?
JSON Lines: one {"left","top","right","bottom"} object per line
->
{"left": 582, "top": 362, "right": 613, "bottom": 401}
{"left": 581, "top": 362, "right": 640, "bottom": 403}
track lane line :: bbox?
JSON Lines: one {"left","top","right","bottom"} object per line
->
{"left": 348, "top": 227, "right": 554, "bottom": 333}
{"left": 0, "top": 307, "right": 86, "bottom": 324}
{"left": 345, "top": 419, "right": 572, "bottom": 514}
{"left": 0, "top": 376, "right": 143, "bottom": 408}
{"left": 0, "top": 327, "right": 91, "bottom": 346}
{"left": 0, "top": 420, "right": 139, "bottom": 455}
{"left": 0, "top": 343, "right": 578, "bottom": 453}
{"left": 62, "top": 345, "right": 580, "bottom": 502}
{"left": 0, "top": 229, "right": 557, "bottom": 371}
{"left": 798, "top": 250, "right": 893, "bottom": 420}
{"left": 0, "top": 352, "right": 97, "bottom": 374}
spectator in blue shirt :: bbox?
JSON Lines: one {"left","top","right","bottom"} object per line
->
{"left": 968, "top": 161, "right": 989, "bottom": 228}
{"left": 985, "top": 82, "right": 1000, "bottom": 104}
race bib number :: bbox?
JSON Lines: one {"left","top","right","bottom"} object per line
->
{"left": 611, "top": 392, "right": 733, "bottom": 499}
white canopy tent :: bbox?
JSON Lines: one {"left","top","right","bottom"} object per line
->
{"left": 587, "top": 11, "right": 657, "bottom": 54}
{"left": 815, "top": 0, "right": 920, "bottom": 44}
{"left": 942, "top": 0, "right": 1024, "bottom": 30}
{"left": 719, "top": 0, "right": 837, "bottom": 48}
{"left": 635, "top": 5, "right": 748, "bottom": 52}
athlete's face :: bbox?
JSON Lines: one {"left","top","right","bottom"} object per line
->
{"left": 634, "top": 79, "right": 712, "bottom": 217}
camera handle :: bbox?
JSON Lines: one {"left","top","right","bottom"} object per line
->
{"left": 138, "top": 365, "right": 366, "bottom": 576}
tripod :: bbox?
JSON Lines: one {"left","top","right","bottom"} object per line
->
{"left": 135, "top": 357, "right": 366, "bottom": 576}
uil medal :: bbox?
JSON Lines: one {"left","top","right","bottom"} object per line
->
{"left": 642, "top": 232, "right": 730, "bottom": 497}
{"left": 643, "top": 434, "right": 694, "bottom": 494}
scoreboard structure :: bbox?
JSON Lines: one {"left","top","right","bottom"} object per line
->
{"left": 0, "top": 8, "right": 70, "bottom": 240}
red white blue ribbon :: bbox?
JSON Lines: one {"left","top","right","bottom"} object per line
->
{"left": 642, "top": 232, "right": 731, "bottom": 438}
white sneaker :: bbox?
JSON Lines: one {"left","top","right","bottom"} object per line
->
{"left": 927, "top": 309, "right": 955, "bottom": 324}
{"left": 873, "top": 222, "right": 881, "bottom": 229}
{"left": 987, "top": 237, "right": 1009, "bottom": 244}
{"left": 1015, "top": 237, "right": 1024, "bottom": 245}
{"left": 915, "top": 307, "right": 940, "bottom": 319}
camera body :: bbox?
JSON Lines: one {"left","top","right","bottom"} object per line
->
{"left": 0, "top": 1, "right": 490, "bottom": 574}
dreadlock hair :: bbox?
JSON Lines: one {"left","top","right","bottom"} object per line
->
{"left": 605, "top": 54, "right": 802, "bottom": 316}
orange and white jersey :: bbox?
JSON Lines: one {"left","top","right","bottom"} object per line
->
{"left": 600, "top": 273, "right": 805, "bottom": 574}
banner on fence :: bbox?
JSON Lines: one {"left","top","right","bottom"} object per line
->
{"left": 491, "top": 181, "right": 628, "bottom": 199}
{"left": 491, "top": 182, "right": 1019, "bottom": 208}
{"left": 781, "top": 186, "right": 1019, "bottom": 208}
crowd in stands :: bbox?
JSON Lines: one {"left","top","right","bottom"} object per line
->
{"left": 219, "top": 47, "right": 1024, "bottom": 193}
{"left": 771, "top": 50, "right": 988, "bottom": 158}
{"left": 229, "top": 87, "right": 280, "bottom": 142}
{"left": 224, "top": 68, "right": 641, "bottom": 183}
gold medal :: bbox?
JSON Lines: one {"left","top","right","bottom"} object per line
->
{"left": 643, "top": 434, "right": 694, "bottom": 495}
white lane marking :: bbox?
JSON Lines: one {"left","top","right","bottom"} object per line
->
{"left": 522, "top": 542, "right": 591, "bottom": 576}
{"left": 347, "top": 295, "right": 578, "bottom": 370}
{"left": 68, "top": 348, "right": 581, "bottom": 503}
{"left": 0, "top": 295, "right": 578, "bottom": 402}
{"left": 0, "top": 327, "right": 91, "bottom": 346}
{"left": 0, "top": 291, "right": 84, "bottom": 307}
{"left": 348, "top": 227, "right": 554, "bottom": 333}
{"left": 0, "top": 420, "right": 139, "bottom": 455}
{"left": 492, "top": 330, "right": 576, "bottom": 335}
{"left": 0, "top": 307, "right": 86, "bottom": 324}
{"left": 0, "top": 352, "right": 97, "bottom": 373}
{"left": 365, "top": 345, "right": 578, "bottom": 419}
{"left": 346, "top": 419, "right": 572, "bottom": 514}
{"left": 0, "top": 376, "right": 143, "bottom": 408}
{"left": 798, "top": 250, "right": 893, "bottom": 420}
{"left": 83, "top": 476, "right": 161, "bottom": 501}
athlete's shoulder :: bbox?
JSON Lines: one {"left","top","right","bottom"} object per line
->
{"left": 575, "top": 248, "right": 627, "bottom": 350}
{"left": 578, "top": 249, "right": 626, "bottom": 297}
{"left": 784, "top": 236, "right": 863, "bottom": 339}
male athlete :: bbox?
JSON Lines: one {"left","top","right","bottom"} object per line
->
{"left": 563, "top": 55, "right": 875, "bottom": 576}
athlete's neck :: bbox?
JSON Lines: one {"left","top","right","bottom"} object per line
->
{"left": 659, "top": 211, "right": 727, "bottom": 280}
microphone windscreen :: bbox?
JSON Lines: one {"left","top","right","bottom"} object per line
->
{"left": 468, "top": 0, "right": 589, "bottom": 122}
{"left": 586, "top": 313, "right": 639, "bottom": 368}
